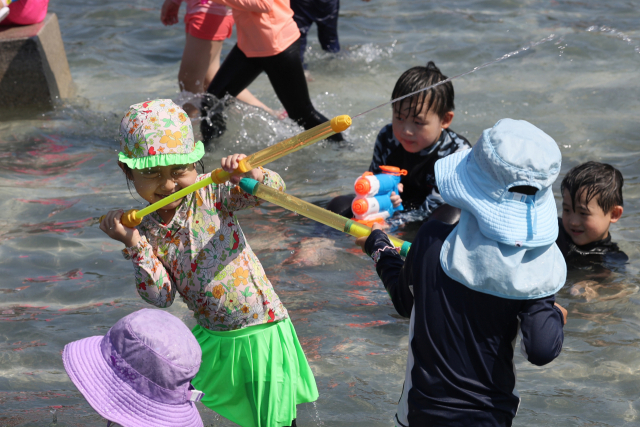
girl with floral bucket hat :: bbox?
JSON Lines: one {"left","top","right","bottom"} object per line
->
{"left": 100, "top": 99, "right": 318, "bottom": 427}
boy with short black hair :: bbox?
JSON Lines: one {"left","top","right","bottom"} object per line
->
{"left": 357, "top": 119, "right": 567, "bottom": 427}
{"left": 328, "top": 61, "right": 471, "bottom": 223}
{"left": 558, "top": 161, "right": 627, "bottom": 264}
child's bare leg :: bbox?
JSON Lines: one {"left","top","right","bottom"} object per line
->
{"left": 199, "top": 40, "right": 278, "bottom": 117}
{"left": 236, "top": 89, "right": 278, "bottom": 116}
{"left": 179, "top": 35, "right": 222, "bottom": 117}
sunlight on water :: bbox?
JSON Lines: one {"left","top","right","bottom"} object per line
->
{"left": 1, "top": 0, "right": 639, "bottom": 426}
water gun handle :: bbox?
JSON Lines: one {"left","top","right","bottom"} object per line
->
{"left": 99, "top": 209, "right": 142, "bottom": 228}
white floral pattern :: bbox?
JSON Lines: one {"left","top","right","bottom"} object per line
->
{"left": 123, "top": 169, "right": 288, "bottom": 331}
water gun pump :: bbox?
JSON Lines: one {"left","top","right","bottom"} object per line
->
{"left": 351, "top": 166, "right": 407, "bottom": 226}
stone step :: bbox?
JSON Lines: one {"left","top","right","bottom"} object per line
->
{"left": 0, "top": 13, "right": 74, "bottom": 112}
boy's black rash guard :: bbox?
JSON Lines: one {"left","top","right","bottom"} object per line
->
{"left": 365, "top": 223, "right": 565, "bottom": 427}
{"left": 369, "top": 124, "right": 471, "bottom": 213}
{"left": 556, "top": 218, "right": 628, "bottom": 266}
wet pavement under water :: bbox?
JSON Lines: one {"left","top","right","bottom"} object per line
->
{"left": 1, "top": 0, "right": 640, "bottom": 426}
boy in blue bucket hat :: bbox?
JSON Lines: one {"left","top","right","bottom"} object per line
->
{"left": 356, "top": 118, "right": 568, "bottom": 427}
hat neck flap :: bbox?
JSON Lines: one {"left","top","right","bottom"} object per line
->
{"left": 440, "top": 211, "right": 566, "bottom": 300}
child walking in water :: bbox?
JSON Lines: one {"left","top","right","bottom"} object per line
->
{"left": 160, "top": 0, "right": 275, "bottom": 118}
{"left": 100, "top": 99, "right": 317, "bottom": 427}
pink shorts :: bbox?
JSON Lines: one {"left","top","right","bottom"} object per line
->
{"left": 184, "top": 12, "right": 234, "bottom": 41}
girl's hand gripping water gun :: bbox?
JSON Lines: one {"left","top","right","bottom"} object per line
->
{"left": 351, "top": 166, "right": 407, "bottom": 225}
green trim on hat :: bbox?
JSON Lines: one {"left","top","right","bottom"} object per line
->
{"left": 118, "top": 141, "right": 205, "bottom": 169}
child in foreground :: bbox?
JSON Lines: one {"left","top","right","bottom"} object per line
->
{"left": 100, "top": 99, "right": 317, "bottom": 427}
{"left": 557, "top": 161, "right": 627, "bottom": 265}
{"left": 63, "top": 309, "right": 205, "bottom": 427}
{"left": 357, "top": 119, "right": 568, "bottom": 427}
{"left": 328, "top": 61, "right": 471, "bottom": 223}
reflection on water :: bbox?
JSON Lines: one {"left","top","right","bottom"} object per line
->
{"left": 1, "top": 0, "right": 639, "bottom": 425}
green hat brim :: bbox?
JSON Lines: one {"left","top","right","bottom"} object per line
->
{"left": 118, "top": 141, "right": 205, "bottom": 169}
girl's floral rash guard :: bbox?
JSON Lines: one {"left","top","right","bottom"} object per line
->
{"left": 123, "top": 169, "right": 288, "bottom": 331}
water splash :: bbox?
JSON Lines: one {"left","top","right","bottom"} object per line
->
{"left": 310, "top": 401, "right": 325, "bottom": 426}
{"left": 345, "top": 42, "right": 396, "bottom": 64}
{"left": 586, "top": 25, "right": 640, "bottom": 54}
{"left": 353, "top": 34, "right": 558, "bottom": 120}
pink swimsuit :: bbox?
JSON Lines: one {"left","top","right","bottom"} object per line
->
{"left": 212, "top": 0, "right": 300, "bottom": 57}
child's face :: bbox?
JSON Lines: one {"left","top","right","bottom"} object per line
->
{"left": 392, "top": 100, "right": 454, "bottom": 153}
{"left": 561, "top": 189, "right": 622, "bottom": 246}
{"left": 127, "top": 163, "right": 198, "bottom": 211}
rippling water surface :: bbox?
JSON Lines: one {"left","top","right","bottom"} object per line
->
{"left": 1, "top": 0, "right": 639, "bottom": 425}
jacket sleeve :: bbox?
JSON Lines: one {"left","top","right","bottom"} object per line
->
{"left": 518, "top": 295, "right": 564, "bottom": 366}
{"left": 364, "top": 230, "right": 414, "bottom": 317}
{"left": 211, "top": 0, "right": 272, "bottom": 13}
{"left": 122, "top": 237, "right": 177, "bottom": 308}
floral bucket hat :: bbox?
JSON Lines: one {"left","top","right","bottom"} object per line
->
{"left": 119, "top": 99, "right": 204, "bottom": 169}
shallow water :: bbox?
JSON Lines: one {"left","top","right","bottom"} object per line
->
{"left": 1, "top": 0, "right": 639, "bottom": 425}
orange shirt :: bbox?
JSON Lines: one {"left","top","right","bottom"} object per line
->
{"left": 213, "top": 0, "right": 300, "bottom": 57}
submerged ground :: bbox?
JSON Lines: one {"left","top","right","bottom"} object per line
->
{"left": 1, "top": 0, "right": 639, "bottom": 425}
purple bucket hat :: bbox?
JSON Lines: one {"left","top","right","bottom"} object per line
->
{"left": 62, "top": 309, "right": 204, "bottom": 427}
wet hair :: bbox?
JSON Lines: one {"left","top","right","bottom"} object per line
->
{"left": 561, "top": 161, "right": 624, "bottom": 213}
{"left": 121, "top": 160, "right": 206, "bottom": 201}
{"left": 391, "top": 61, "right": 455, "bottom": 120}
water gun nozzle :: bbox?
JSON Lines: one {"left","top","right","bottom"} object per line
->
{"left": 354, "top": 177, "right": 372, "bottom": 196}
{"left": 352, "top": 199, "right": 369, "bottom": 215}
{"left": 330, "top": 115, "right": 352, "bottom": 133}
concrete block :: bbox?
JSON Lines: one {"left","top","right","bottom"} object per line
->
{"left": 0, "top": 13, "right": 74, "bottom": 111}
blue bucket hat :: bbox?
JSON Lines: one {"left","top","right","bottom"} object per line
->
{"left": 435, "top": 118, "right": 561, "bottom": 248}
{"left": 435, "top": 119, "right": 566, "bottom": 299}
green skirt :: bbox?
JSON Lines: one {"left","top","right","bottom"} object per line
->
{"left": 191, "top": 318, "right": 319, "bottom": 427}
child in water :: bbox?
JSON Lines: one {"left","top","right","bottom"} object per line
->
{"left": 357, "top": 119, "right": 568, "bottom": 427}
{"left": 558, "top": 161, "right": 627, "bottom": 301}
{"left": 100, "top": 99, "right": 317, "bottom": 427}
{"left": 160, "top": 0, "right": 275, "bottom": 118}
{"left": 558, "top": 161, "right": 627, "bottom": 265}
{"left": 328, "top": 61, "right": 471, "bottom": 223}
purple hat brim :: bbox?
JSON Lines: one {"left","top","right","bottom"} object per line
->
{"left": 63, "top": 336, "right": 203, "bottom": 427}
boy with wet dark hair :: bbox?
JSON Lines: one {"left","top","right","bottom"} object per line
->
{"left": 328, "top": 61, "right": 470, "bottom": 223}
{"left": 557, "top": 161, "right": 627, "bottom": 264}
